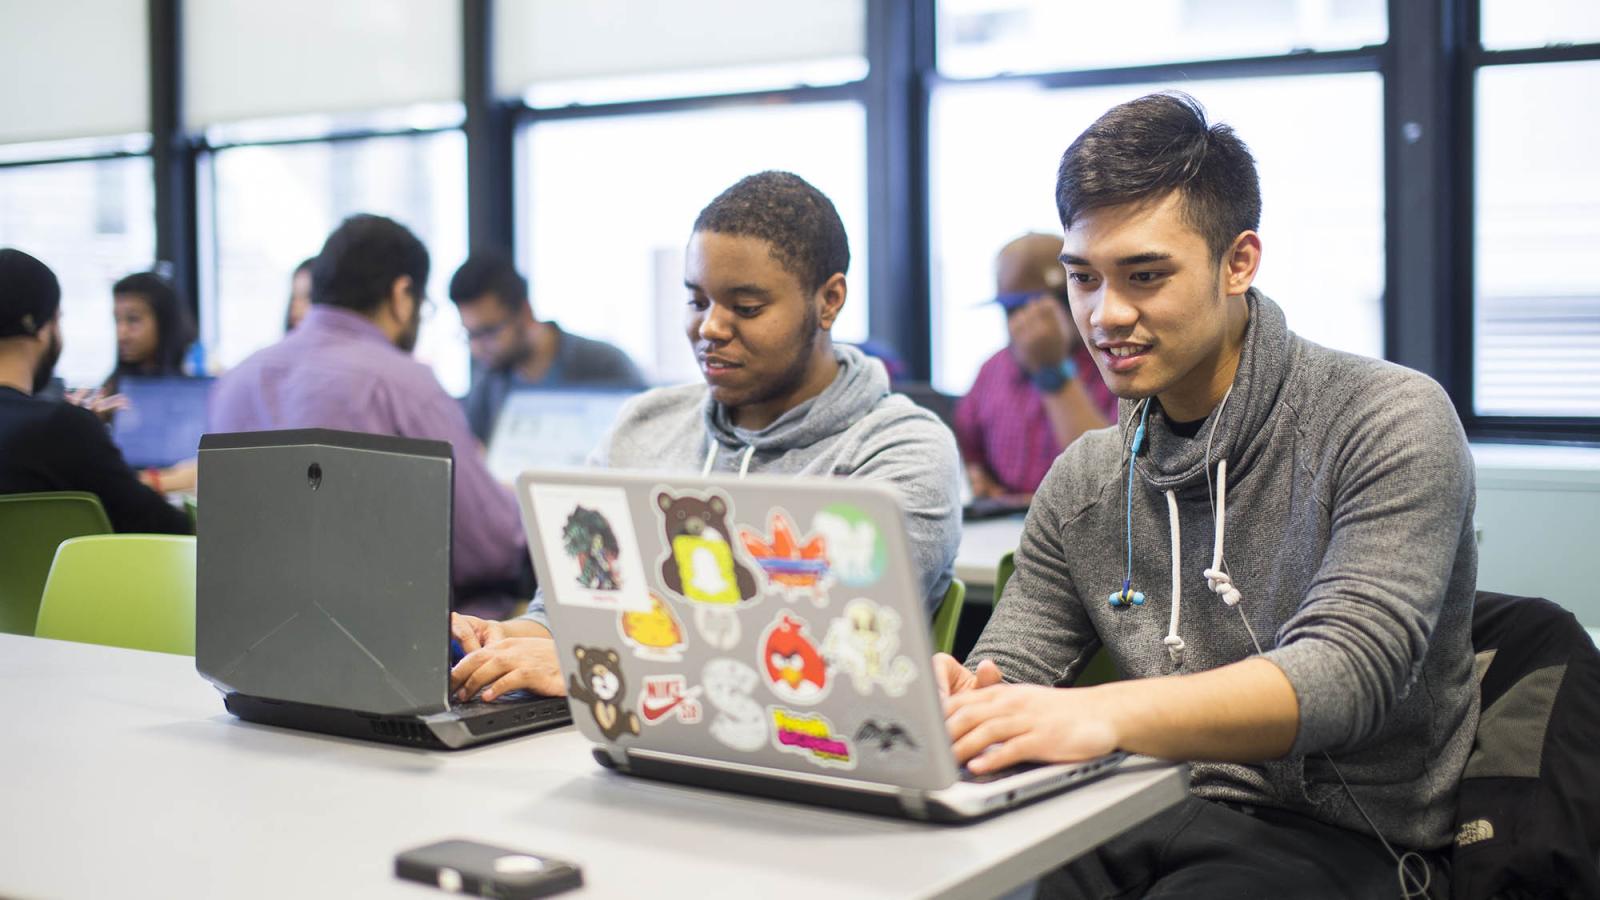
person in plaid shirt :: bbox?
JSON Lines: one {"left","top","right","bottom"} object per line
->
{"left": 954, "top": 233, "right": 1118, "bottom": 501}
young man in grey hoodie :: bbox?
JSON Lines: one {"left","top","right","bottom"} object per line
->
{"left": 449, "top": 171, "right": 962, "bottom": 702}
{"left": 940, "top": 93, "right": 1476, "bottom": 898}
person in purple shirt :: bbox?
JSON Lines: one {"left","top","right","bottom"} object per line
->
{"left": 954, "top": 233, "right": 1117, "bottom": 501}
{"left": 209, "top": 214, "right": 525, "bottom": 595}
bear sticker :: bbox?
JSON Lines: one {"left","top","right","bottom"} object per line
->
{"left": 568, "top": 645, "right": 640, "bottom": 742}
{"left": 656, "top": 490, "right": 759, "bottom": 606}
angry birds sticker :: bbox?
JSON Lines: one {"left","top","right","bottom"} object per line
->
{"left": 618, "top": 593, "right": 687, "bottom": 661}
{"left": 810, "top": 503, "right": 887, "bottom": 587}
{"left": 821, "top": 598, "right": 916, "bottom": 697}
{"left": 638, "top": 674, "right": 703, "bottom": 726}
{"left": 769, "top": 707, "right": 855, "bottom": 770}
{"left": 656, "top": 490, "right": 760, "bottom": 606}
{"left": 740, "top": 510, "right": 832, "bottom": 606}
{"left": 567, "top": 645, "right": 640, "bottom": 742}
{"left": 759, "top": 612, "right": 829, "bottom": 705}
{"left": 702, "top": 658, "right": 766, "bottom": 752}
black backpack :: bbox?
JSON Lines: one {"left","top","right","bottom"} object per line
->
{"left": 1451, "top": 591, "right": 1600, "bottom": 898}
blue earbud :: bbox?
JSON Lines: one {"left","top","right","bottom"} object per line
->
{"left": 1111, "top": 402, "right": 1152, "bottom": 609}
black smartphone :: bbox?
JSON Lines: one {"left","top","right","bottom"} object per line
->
{"left": 395, "top": 839, "right": 583, "bottom": 899}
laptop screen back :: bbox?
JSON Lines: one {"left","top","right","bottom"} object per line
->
{"left": 515, "top": 469, "right": 959, "bottom": 791}
{"left": 195, "top": 429, "right": 454, "bottom": 717}
{"left": 111, "top": 375, "right": 216, "bottom": 469}
{"left": 485, "top": 389, "right": 637, "bottom": 483}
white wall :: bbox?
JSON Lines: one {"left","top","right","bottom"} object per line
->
{"left": 1471, "top": 443, "right": 1600, "bottom": 629}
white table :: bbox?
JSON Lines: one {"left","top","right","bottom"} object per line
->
{"left": 955, "top": 516, "right": 1027, "bottom": 598}
{"left": 0, "top": 635, "right": 1187, "bottom": 899}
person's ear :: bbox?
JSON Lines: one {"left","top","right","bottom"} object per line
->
{"left": 815, "top": 273, "right": 847, "bottom": 331}
{"left": 1222, "top": 231, "right": 1262, "bottom": 297}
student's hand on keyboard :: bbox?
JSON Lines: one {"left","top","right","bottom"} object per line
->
{"left": 450, "top": 612, "right": 507, "bottom": 654}
{"left": 944, "top": 682, "right": 1119, "bottom": 775}
{"left": 450, "top": 637, "right": 565, "bottom": 701}
{"left": 933, "top": 653, "right": 1004, "bottom": 700}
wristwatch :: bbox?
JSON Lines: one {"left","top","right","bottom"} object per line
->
{"left": 1031, "top": 357, "right": 1078, "bottom": 393}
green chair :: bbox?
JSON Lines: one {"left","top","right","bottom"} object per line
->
{"left": 0, "top": 491, "right": 113, "bottom": 635}
{"left": 932, "top": 577, "right": 966, "bottom": 655}
{"left": 34, "top": 534, "right": 197, "bottom": 655}
{"left": 995, "top": 549, "right": 1120, "bottom": 687}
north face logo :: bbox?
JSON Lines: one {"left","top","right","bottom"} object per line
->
{"left": 1456, "top": 818, "right": 1495, "bottom": 847}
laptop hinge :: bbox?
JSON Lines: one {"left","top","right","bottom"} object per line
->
{"left": 898, "top": 791, "right": 929, "bottom": 819}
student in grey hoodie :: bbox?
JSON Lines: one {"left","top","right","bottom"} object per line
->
{"left": 448, "top": 171, "right": 962, "bottom": 702}
{"left": 940, "top": 94, "right": 1476, "bottom": 898}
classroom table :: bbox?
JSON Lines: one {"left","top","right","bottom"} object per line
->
{"left": 955, "top": 515, "right": 1027, "bottom": 603}
{"left": 0, "top": 634, "right": 1188, "bottom": 899}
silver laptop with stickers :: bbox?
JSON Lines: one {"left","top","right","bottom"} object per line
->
{"left": 514, "top": 468, "right": 1125, "bottom": 821}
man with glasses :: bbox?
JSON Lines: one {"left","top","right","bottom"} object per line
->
{"left": 449, "top": 253, "right": 645, "bottom": 443}
{"left": 211, "top": 214, "right": 527, "bottom": 599}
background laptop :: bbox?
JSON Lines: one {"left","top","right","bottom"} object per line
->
{"left": 485, "top": 388, "right": 639, "bottom": 484}
{"left": 112, "top": 375, "right": 215, "bottom": 469}
{"left": 195, "top": 428, "right": 569, "bottom": 749}
{"left": 514, "top": 468, "right": 1124, "bottom": 821}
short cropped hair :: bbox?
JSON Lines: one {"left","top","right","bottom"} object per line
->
{"left": 692, "top": 171, "right": 849, "bottom": 294}
{"left": 1056, "top": 92, "right": 1261, "bottom": 261}
{"left": 448, "top": 253, "right": 529, "bottom": 315}
{"left": 311, "top": 214, "right": 430, "bottom": 314}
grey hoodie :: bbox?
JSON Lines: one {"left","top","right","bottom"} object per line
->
{"left": 522, "top": 344, "right": 961, "bottom": 625}
{"left": 970, "top": 291, "right": 1478, "bottom": 850}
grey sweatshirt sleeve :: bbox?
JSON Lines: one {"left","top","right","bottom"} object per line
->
{"left": 966, "top": 454, "right": 1104, "bottom": 686}
{"left": 847, "top": 410, "right": 963, "bottom": 616}
{"left": 1264, "top": 373, "right": 1475, "bottom": 755}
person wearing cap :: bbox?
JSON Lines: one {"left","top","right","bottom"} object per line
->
{"left": 0, "top": 248, "right": 192, "bottom": 534}
{"left": 953, "top": 233, "right": 1117, "bottom": 501}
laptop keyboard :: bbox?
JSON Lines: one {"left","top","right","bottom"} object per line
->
{"left": 959, "top": 761, "right": 1045, "bottom": 784}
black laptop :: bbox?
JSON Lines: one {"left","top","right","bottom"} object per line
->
{"left": 194, "top": 428, "right": 569, "bottom": 749}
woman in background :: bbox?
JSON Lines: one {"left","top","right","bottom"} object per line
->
{"left": 104, "top": 270, "right": 196, "bottom": 397}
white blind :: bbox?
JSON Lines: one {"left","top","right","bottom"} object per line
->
{"left": 494, "top": 0, "right": 864, "bottom": 100}
{"left": 0, "top": 0, "right": 149, "bottom": 144}
{"left": 185, "top": 0, "right": 461, "bottom": 128}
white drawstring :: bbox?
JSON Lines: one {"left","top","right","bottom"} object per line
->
{"left": 1203, "top": 458, "right": 1241, "bottom": 607}
{"left": 1163, "top": 490, "right": 1185, "bottom": 667}
{"left": 701, "top": 441, "right": 757, "bottom": 479}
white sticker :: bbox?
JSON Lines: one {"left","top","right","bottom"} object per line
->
{"left": 693, "top": 606, "right": 742, "bottom": 651}
{"left": 821, "top": 598, "right": 916, "bottom": 697}
{"left": 528, "top": 484, "right": 653, "bottom": 612}
{"left": 638, "top": 674, "right": 704, "bottom": 726}
{"left": 702, "top": 658, "right": 766, "bottom": 752}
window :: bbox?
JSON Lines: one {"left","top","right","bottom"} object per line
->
{"left": 521, "top": 101, "right": 870, "bottom": 384}
{"left": 1480, "top": 0, "right": 1600, "bottom": 51}
{"left": 1472, "top": 61, "right": 1600, "bottom": 417}
{"left": 203, "top": 131, "right": 471, "bottom": 395}
{"left": 928, "top": 73, "right": 1385, "bottom": 393}
{"left": 495, "top": 0, "right": 866, "bottom": 106}
{"left": 0, "top": 155, "right": 156, "bottom": 387}
{"left": 936, "top": 0, "right": 1387, "bottom": 79}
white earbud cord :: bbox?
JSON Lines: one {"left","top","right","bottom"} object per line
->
{"left": 1194, "top": 387, "right": 1431, "bottom": 899}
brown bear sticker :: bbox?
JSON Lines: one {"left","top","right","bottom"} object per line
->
{"left": 656, "top": 490, "right": 759, "bottom": 605}
{"left": 567, "top": 645, "right": 640, "bottom": 742}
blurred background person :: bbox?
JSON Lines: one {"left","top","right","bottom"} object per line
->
{"left": 283, "top": 257, "right": 315, "bottom": 332}
{"left": 104, "top": 270, "right": 197, "bottom": 398}
{"left": 954, "top": 233, "right": 1117, "bottom": 503}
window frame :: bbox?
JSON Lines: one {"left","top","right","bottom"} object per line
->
{"left": 1452, "top": 2, "right": 1600, "bottom": 442}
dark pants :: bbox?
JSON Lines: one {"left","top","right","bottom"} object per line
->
{"left": 1039, "top": 796, "right": 1450, "bottom": 900}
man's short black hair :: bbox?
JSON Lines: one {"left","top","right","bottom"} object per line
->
{"left": 1056, "top": 92, "right": 1261, "bottom": 261}
{"left": 311, "top": 214, "right": 429, "bottom": 314}
{"left": 449, "top": 252, "right": 529, "bottom": 315}
{"left": 112, "top": 270, "right": 194, "bottom": 374}
{"left": 692, "top": 171, "right": 849, "bottom": 294}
